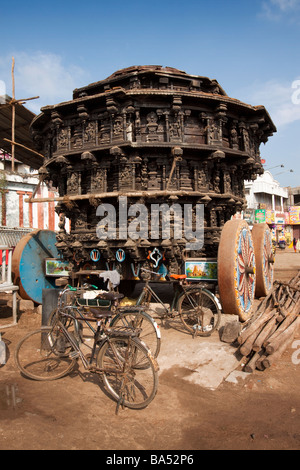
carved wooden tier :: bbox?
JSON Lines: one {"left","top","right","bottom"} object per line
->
{"left": 30, "top": 66, "right": 276, "bottom": 279}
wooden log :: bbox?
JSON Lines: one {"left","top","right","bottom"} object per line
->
{"left": 243, "top": 350, "right": 265, "bottom": 373}
{"left": 239, "top": 329, "right": 261, "bottom": 357}
{"left": 278, "top": 290, "right": 290, "bottom": 309}
{"left": 237, "top": 308, "right": 276, "bottom": 345}
{"left": 277, "top": 283, "right": 300, "bottom": 293}
{"left": 263, "top": 313, "right": 298, "bottom": 348}
{"left": 275, "top": 312, "right": 285, "bottom": 323}
{"left": 252, "top": 316, "right": 278, "bottom": 352}
{"left": 24, "top": 189, "right": 224, "bottom": 204}
{"left": 262, "top": 328, "right": 298, "bottom": 369}
{"left": 11, "top": 57, "right": 15, "bottom": 172}
{"left": 255, "top": 353, "right": 268, "bottom": 371}
{"left": 265, "top": 317, "right": 300, "bottom": 355}
{"left": 3, "top": 138, "right": 45, "bottom": 159}
{"left": 284, "top": 290, "right": 299, "bottom": 311}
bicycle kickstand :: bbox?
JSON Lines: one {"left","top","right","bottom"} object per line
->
{"left": 115, "top": 393, "right": 126, "bottom": 415}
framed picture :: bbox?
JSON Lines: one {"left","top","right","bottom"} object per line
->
{"left": 185, "top": 258, "right": 218, "bottom": 281}
{"left": 45, "top": 258, "right": 70, "bottom": 277}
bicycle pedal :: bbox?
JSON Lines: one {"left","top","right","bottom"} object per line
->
{"left": 69, "top": 350, "right": 80, "bottom": 359}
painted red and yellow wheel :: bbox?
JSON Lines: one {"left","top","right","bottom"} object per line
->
{"left": 252, "top": 223, "right": 274, "bottom": 298}
{"left": 218, "top": 220, "right": 256, "bottom": 321}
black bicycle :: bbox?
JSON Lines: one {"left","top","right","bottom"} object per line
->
{"left": 136, "top": 268, "right": 222, "bottom": 337}
{"left": 15, "top": 302, "right": 159, "bottom": 411}
{"left": 48, "top": 283, "right": 161, "bottom": 361}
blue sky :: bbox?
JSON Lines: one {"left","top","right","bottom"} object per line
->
{"left": 1, "top": 0, "right": 300, "bottom": 188}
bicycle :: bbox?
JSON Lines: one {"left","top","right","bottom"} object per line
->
{"left": 48, "top": 282, "right": 161, "bottom": 362}
{"left": 15, "top": 304, "right": 159, "bottom": 412}
{"left": 136, "top": 268, "right": 222, "bottom": 337}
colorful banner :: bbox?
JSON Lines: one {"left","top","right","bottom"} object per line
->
{"left": 275, "top": 212, "right": 285, "bottom": 224}
{"left": 266, "top": 210, "right": 275, "bottom": 224}
{"left": 284, "top": 212, "right": 290, "bottom": 225}
{"left": 255, "top": 209, "right": 266, "bottom": 223}
{"left": 289, "top": 206, "right": 300, "bottom": 225}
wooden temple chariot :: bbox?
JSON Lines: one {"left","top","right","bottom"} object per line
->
{"left": 29, "top": 66, "right": 276, "bottom": 298}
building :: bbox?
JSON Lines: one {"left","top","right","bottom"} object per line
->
{"left": 288, "top": 186, "right": 300, "bottom": 207}
{"left": 0, "top": 150, "right": 59, "bottom": 246}
{"left": 287, "top": 186, "right": 300, "bottom": 240}
{"left": 243, "top": 170, "right": 293, "bottom": 244}
{"left": 0, "top": 97, "right": 59, "bottom": 247}
{"left": 244, "top": 170, "right": 288, "bottom": 212}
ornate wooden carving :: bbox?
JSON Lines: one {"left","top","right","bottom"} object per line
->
{"left": 31, "top": 66, "right": 276, "bottom": 278}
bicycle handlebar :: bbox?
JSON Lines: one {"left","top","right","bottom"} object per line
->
{"left": 65, "top": 283, "right": 99, "bottom": 292}
{"left": 140, "top": 267, "right": 187, "bottom": 281}
{"left": 140, "top": 267, "right": 161, "bottom": 277}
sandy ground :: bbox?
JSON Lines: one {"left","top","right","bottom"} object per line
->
{"left": 0, "top": 248, "right": 299, "bottom": 451}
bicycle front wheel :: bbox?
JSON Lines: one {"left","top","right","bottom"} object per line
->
{"left": 97, "top": 337, "right": 159, "bottom": 410}
{"left": 177, "top": 288, "right": 221, "bottom": 336}
{"left": 15, "top": 326, "right": 77, "bottom": 381}
{"left": 48, "top": 307, "right": 83, "bottom": 343}
{"left": 110, "top": 310, "right": 161, "bottom": 359}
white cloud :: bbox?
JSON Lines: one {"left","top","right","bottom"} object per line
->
{"left": 0, "top": 52, "right": 88, "bottom": 114}
{"left": 271, "top": 0, "right": 300, "bottom": 10}
{"left": 260, "top": 0, "right": 300, "bottom": 20}
{"left": 236, "top": 78, "right": 300, "bottom": 128}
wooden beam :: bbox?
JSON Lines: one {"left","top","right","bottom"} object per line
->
{"left": 11, "top": 57, "right": 15, "bottom": 172}
{"left": 25, "top": 189, "right": 233, "bottom": 204}
{"left": 3, "top": 138, "right": 45, "bottom": 159}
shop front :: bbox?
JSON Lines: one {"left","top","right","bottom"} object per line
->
{"left": 289, "top": 206, "right": 300, "bottom": 240}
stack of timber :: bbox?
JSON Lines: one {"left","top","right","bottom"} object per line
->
{"left": 237, "top": 272, "right": 300, "bottom": 373}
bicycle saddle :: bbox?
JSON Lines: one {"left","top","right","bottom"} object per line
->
{"left": 89, "top": 308, "right": 112, "bottom": 319}
{"left": 169, "top": 274, "right": 187, "bottom": 280}
{"left": 97, "top": 292, "right": 125, "bottom": 301}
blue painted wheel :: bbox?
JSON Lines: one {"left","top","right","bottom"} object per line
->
{"left": 12, "top": 230, "right": 61, "bottom": 304}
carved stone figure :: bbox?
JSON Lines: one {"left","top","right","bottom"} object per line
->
{"left": 146, "top": 112, "right": 159, "bottom": 142}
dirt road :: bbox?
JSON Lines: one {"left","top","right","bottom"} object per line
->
{"left": 0, "top": 249, "right": 299, "bottom": 451}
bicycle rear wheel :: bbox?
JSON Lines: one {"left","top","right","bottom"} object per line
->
{"left": 97, "top": 336, "right": 158, "bottom": 410}
{"left": 15, "top": 326, "right": 77, "bottom": 381}
{"left": 177, "top": 288, "right": 221, "bottom": 336}
{"left": 110, "top": 310, "right": 161, "bottom": 359}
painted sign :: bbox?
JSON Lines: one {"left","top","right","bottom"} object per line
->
{"left": 185, "top": 259, "right": 218, "bottom": 281}
{"left": 275, "top": 212, "right": 285, "bottom": 225}
{"left": 266, "top": 210, "right": 275, "bottom": 224}
{"left": 255, "top": 209, "right": 266, "bottom": 223}
{"left": 45, "top": 258, "right": 70, "bottom": 277}
{"left": 289, "top": 206, "right": 300, "bottom": 225}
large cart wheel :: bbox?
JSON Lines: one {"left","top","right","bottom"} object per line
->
{"left": 12, "top": 229, "right": 61, "bottom": 305}
{"left": 218, "top": 220, "right": 256, "bottom": 321}
{"left": 252, "top": 223, "right": 274, "bottom": 298}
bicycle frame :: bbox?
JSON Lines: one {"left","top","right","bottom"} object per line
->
{"left": 51, "top": 312, "right": 134, "bottom": 375}
{"left": 136, "top": 278, "right": 195, "bottom": 316}
{"left": 55, "top": 288, "right": 156, "bottom": 340}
